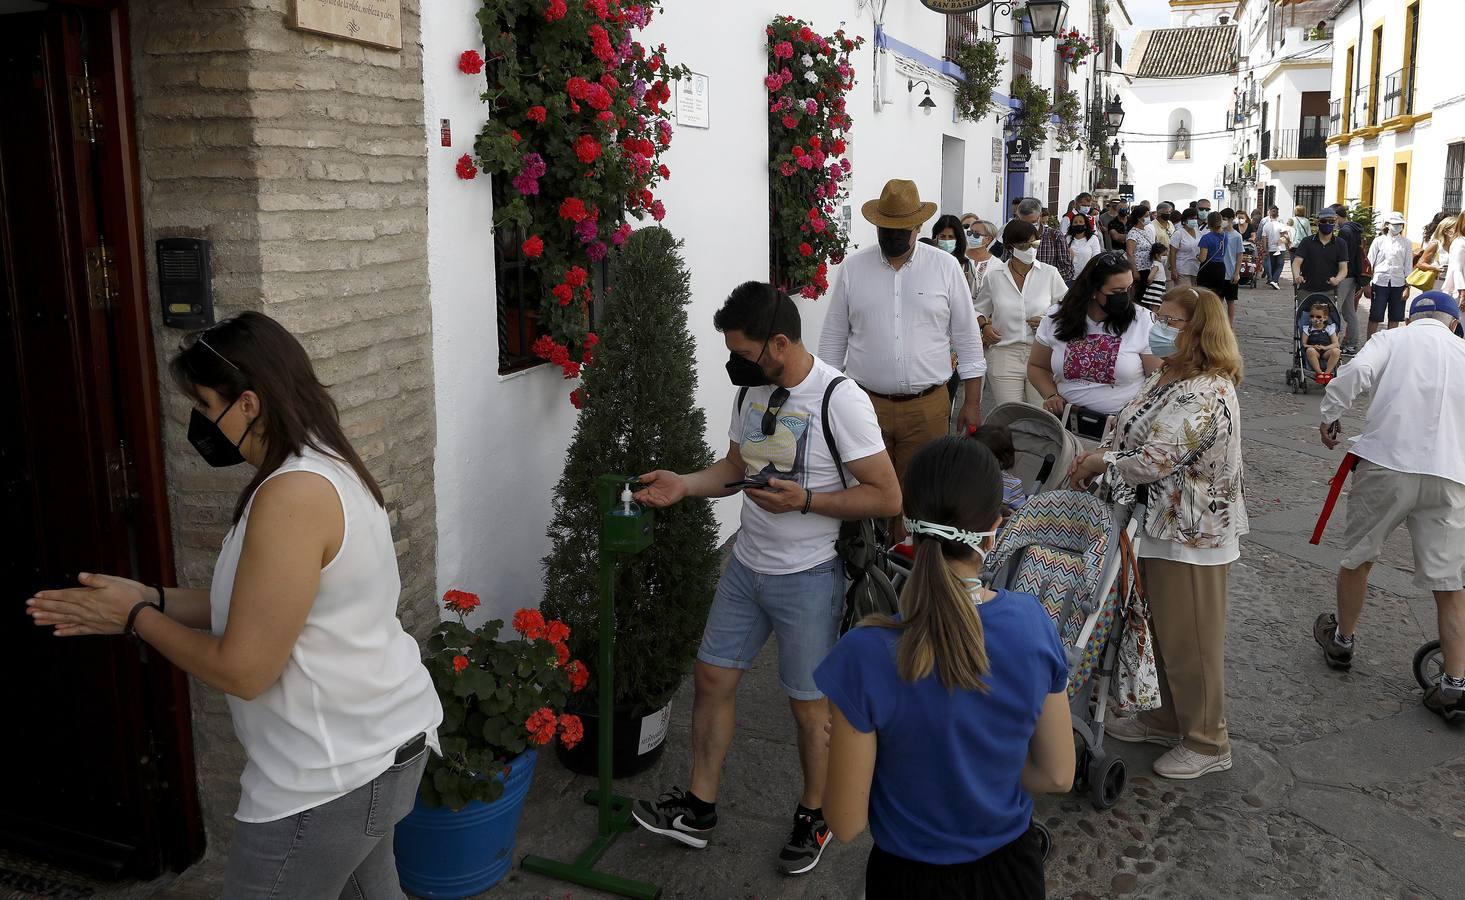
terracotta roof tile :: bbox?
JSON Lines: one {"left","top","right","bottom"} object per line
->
{"left": 1133, "top": 25, "right": 1239, "bottom": 78}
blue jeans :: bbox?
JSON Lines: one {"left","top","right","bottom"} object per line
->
{"left": 697, "top": 554, "right": 844, "bottom": 700}
{"left": 222, "top": 749, "right": 426, "bottom": 899}
{"left": 1263, "top": 251, "right": 1286, "bottom": 284}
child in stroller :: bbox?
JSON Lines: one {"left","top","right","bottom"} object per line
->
{"left": 970, "top": 423, "right": 1028, "bottom": 515}
{"left": 1286, "top": 291, "right": 1347, "bottom": 393}
{"left": 1238, "top": 241, "right": 1259, "bottom": 288}
{"left": 1301, "top": 300, "right": 1341, "bottom": 383}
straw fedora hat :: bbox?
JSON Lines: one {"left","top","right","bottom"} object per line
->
{"left": 861, "top": 179, "right": 938, "bottom": 229}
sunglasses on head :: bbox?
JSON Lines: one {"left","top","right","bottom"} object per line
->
{"left": 761, "top": 387, "right": 790, "bottom": 436}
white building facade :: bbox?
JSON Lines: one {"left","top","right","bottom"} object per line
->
{"left": 1324, "top": 0, "right": 1462, "bottom": 239}
{"left": 423, "top": 0, "right": 1120, "bottom": 622}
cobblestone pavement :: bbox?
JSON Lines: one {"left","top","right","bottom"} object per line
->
{"left": 496, "top": 276, "right": 1465, "bottom": 900}
{"left": 145, "top": 277, "right": 1462, "bottom": 900}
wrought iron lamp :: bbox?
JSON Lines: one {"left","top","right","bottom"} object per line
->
{"left": 1104, "top": 94, "right": 1125, "bottom": 136}
{"left": 908, "top": 79, "right": 937, "bottom": 115}
{"left": 987, "top": 0, "right": 1069, "bottom": 40}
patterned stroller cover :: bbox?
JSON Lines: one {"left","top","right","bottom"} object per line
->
{"left": 985, "top": 490, "right": 1119, "bottom": 697}
{"left": 981, "top": 403, "right": 1083, "bottom": 499}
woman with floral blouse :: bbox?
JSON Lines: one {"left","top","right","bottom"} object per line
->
{"left": 1069, "top": 285, "right": 1247, "bottom": 782}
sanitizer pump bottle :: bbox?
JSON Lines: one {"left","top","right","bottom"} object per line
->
{"left": 614, "top": 483, "right": 639, "bottom": 517}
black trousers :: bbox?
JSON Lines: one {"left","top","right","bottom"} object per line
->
{"left": 864, "top": 826, "right": 1046, "bottom": 899}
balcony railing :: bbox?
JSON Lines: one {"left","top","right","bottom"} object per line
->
{"left": 1264, "top": 127, "right": 1329, "bottom": 161}
{"left": 1354, "top": 85, "right": 1371, "bottom": 129}
{"left": 1382, "top": 67, "right": 1417, "bottom": 120}
{"left": 943, "top": 11, "right": 983, "bottom": 61}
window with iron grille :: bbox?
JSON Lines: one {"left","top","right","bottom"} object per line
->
{"left": 1294, "top": 185, "right": 1325, "bottom": 216}
{"left": 494, "top": 181, "right": 600, "bottom": 375}
{"left": 943, "top": 11, "right": 983, "bottom": 61}
{"left": 1444, "top": 143, "right": 1465, "bottom": 214}
{"left": 1048, "top": 159, "right": 1061, "bottom": 215}
{"left": 1013, "top": 33, "right": 1032, "bottom": 78}
{"left": 1053, "top": 45, "right": 1067, "bottom": 94}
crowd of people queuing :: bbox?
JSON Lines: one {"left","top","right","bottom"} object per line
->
{"left": 23, "top": 172, "right": 1465, "bottom": 899}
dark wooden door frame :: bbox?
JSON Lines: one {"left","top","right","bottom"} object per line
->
{"left": 66, "top": 0, "right": 205, "bottom": 870}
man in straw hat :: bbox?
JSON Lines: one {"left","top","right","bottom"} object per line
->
{"left": 819, "top": 179, "right": 985, "bottom": 539}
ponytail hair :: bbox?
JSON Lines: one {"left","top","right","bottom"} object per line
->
{"left": 870, "top": 436, "right": 1002, "bottom": 691}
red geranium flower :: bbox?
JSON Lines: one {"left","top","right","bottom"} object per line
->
{"left": 651, "top": 200, "right": 666, "bottom": 221}
{"left": 553, "top": 283, "right": 574, "bottom": 305}
{"left": 566, "top": 660, "right": 589, "bottom": 692}
{"left": 458, "top": 50, "right": 484, "bottom": 75}
{"left": 782, "top": 114, "right": 798, "bottom": 129}
{"left": 799, "top": 242, "right": 813, "bottom": 257}
{"left": 552, "top": 641, "right": 571, "bottom": 667}
{"left": 573, "top": 134, "right": 602, "bottom": 164}
{"left": 443, "top": 589, "right": 481, "bottom": 613}
{"left": 584, "top": 332, "right": 600, "bottom": 348}
{"left": 544, "top": 0, "right": 568, "bottom": 22}
{"left": 559, "top": 197, "right": 589, "bottom": 222}
{"left": 452, "top": 655, "right": 470, "bottom": 674}
{"left": 525, "top": 707, "right": 558, "bottom": 745}
{"left": 658, "top": 163, "right": 671, "bottom": 179}
{"left": 545, "top": 620, "right": 571, "bottom": 643}
{"left": 559, "top": 713, "right": 585, "bottom": 749}
{"left": 521, "top": 235, "right": 544, "bottom": 258}
{"left": 570, "top": 387, "right": 587, "bottom": 409}
{"left": 526, "top": 105, "right": 547, "bottom": 123}
{"left": 513, "top": 607, "right": 548, "bottom": 639}
{"left": 565, "top": 265, "right": 588, "bottom": 288}
{"left": 455, "top": 154, "right": 477, "bottom": 180}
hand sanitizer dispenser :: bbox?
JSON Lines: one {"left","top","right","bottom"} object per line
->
{"left": 598, "top": 475, "right": 654, "bottom": 555}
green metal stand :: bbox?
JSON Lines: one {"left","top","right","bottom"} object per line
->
{"left": 521, "top": 475, "right": 660, "bottom": 900}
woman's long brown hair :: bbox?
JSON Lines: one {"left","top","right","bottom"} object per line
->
{"left": 170, "top": 311, "right": 385, "bottom": 524}
{"left": 870, "top": 436, "right": 1002, "bottom": 692}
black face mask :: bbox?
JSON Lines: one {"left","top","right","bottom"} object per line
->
{"left": 188, "top": 398, "right": 250, "bottom": 468}
{"left": 1100, "top": 289, "right": 1132, "bottom": 313}
{"left": 726, "top": 351, "right": 773, "bottom": 387}
{"left": 876, "top": 227, "right": 913, "bottom": 259}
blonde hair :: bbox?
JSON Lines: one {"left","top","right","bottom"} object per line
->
{"left": 1160, "top": 286, "right": 1244, "bottom": 384}
{"left": 1294, "top": 205, "right": 1308, "bottom": 217}
{"left": 1446, "top": 212, "right": 1465, "bottom": 250}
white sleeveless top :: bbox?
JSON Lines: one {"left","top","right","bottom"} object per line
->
{"left": 210, "top": 446, "right": 442, "bottom": 823}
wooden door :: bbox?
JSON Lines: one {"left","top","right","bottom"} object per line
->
{"left": 0, "top": 6, "right": 200, "bottom": 877}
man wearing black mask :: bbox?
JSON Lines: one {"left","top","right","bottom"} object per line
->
{"left": 819, "top": 179, "right": 985, "bottom": 538}
{"left": 631, "top": 282, "right": 900, "bottom": 875}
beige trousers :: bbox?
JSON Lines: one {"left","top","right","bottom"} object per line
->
{"left": 1138, "top": 557, "right": 1232, "bottom": 756}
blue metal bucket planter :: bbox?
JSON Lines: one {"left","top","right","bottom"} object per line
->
{"left": 394, "top": 749, "right": 538, "bottom": 898}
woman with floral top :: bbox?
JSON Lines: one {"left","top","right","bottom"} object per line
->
{"left": 1069, "top": 285, "right": 1247, "bottom": 782}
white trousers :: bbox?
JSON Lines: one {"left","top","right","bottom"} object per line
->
{"left": 986, "top": 342, "right": 1043, "bottom": 408}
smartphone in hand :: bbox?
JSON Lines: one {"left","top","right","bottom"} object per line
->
{"left": 724, "top": 478, "right": 774, "bottom": 491}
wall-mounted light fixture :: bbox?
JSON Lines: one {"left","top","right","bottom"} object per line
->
{"left": 908, "top": 79, "right": 937, "bottom": 116}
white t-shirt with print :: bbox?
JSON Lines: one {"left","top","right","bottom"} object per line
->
{"left": 728, "top": 356, "right": 886, "bottom": 575}
{"left": 1036, "top": 305, "right": 1154, "bottom": 416}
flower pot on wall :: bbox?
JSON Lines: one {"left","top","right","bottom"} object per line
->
{"left": 553, "top": 701, "right": 672, "bottom": 779}
{"left": 394, "top": 750, "right": 538, "bottom": 898}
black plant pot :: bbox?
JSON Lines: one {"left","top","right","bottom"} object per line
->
{"left": 554, "top": 701, "right": 673, "bottom": 779}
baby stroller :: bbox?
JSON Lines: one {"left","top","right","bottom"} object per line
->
{"left": 983, "top": 402, "right": 1083, "bottom": 498}
{"left": 1238, "top": 241, "right": 1259, "bottom": 288}
{"left": 1285, "top": 291, "right": 1347, "bottom": 394}
{"left": 986, "top": 490, "right": 1146, "bottom": 810}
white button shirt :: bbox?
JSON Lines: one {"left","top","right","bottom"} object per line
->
{"left": 1368, "top": 231, "right": 1413, "bottom": 287}
{"left": 819, "top": 242, "right": 986, "bottom": 395}
{"left": 974, "top": 258, "right": 1068, "bottom": 348}
{"left": 1321, "top": 317, "right": 1465, "bottom": 485}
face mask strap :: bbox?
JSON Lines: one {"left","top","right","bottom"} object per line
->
{"left": 903, "top": 517, "right": 998, "bottom": 553}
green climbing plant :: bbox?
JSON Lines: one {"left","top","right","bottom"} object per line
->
{"left": 1009, "top": 75, "right": 1052, "bottom": 149}
{"left": 1052, "top": 88, "right": 1083, "bottom": 151}
{"left": 952, "top": 38, "right": 1002, "bottom": 123}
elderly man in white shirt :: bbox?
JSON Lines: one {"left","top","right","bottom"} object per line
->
{"left": 975, "top": 218, "right": 1069, "bottom": 406}
{"left": 819, "top": 179, "right": 985, "bottom": 533}
{"left": 1314, "top": 291, "right": 1465, "bottom": 723}
{"left": 1366, "top": 210, "right": 1414, "bottom": 340}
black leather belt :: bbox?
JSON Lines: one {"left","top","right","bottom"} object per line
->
{"left": 862, "top": 383, "right": 944, "bottom": 403}
{"left": 395, "top": 732, "right": 427, "bottom": 765}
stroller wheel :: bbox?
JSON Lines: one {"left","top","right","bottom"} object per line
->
{"left": 1073, "top": 731, "right": 1090, "bottom": 787}
{"left": 1414, "top": 640, "right": 1445, "bottom": 691}
{"left": 1088, "top": 755, "right": 1127, "bottom": 810}
{"left": 1033, "top": 820, "right": 1052, "bottom": 862}
{"left": 1285, "top": 369, "right": 1297, "bottom": 386}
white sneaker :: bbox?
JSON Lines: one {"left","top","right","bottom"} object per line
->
{"left": 1104, "top": 716, "right": 1180, "bottom": 747}
{"left": 1152, "top": 745, "right": 1233, "bottom": 780}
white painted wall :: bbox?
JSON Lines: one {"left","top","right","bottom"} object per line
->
{"left": 1118, "top": 77, "right": 1234, "bottom": 206}
{"left": 424, "top": 1, "right": 1105, "bottom": 622}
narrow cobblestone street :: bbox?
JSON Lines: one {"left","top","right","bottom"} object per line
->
{"left": 500, "top": 276, "right": 1465, "bottom": 900}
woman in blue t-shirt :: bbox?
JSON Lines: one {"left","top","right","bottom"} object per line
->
{"left": 814, "top": 436, "right": 1074, "bottom": 898}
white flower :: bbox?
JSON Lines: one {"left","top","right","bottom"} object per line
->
{"left": 801, "top": 54, "right": 814, "bottom": 67}
{"left": 804, "top": 70, "right": 818, "bottom": 83}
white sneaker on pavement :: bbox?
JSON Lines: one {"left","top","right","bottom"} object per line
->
{"left": 1152, "top": 745, "right": 1233, "bottom": 780}
{"left": 1104, "top": 716, "right": 1180, "bottom": 747}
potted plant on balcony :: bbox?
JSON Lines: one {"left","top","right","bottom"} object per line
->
{"left": 541, "top": 226, "right": 721, "bottom": 778}
{"left": 393, "top": 590, "right": 587, "bottom": 898}
{"left": 952, "top": 37, "right": 1002, "bottom": 123}
{"left": 1009, "top": 75, "right": 1053, "bottom": 150}
{"left": 1055, "top": 28, "right": 1100, "bottom": 72}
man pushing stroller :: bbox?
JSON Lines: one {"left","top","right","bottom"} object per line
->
{"left": 1314, "top": 291, "right": 1465, "bottom": 722}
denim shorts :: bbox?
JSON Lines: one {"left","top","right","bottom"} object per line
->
{"left": 697, "top": 554, "right": 844, "bottom": 700}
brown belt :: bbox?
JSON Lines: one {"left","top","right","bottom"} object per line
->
{"left": 861, "top": 382, "right": 944, "bottom": 403}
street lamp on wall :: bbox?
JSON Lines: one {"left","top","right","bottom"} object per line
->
{"left": 987, "top": 0, "right": 1070, "bottom": 40}
{"left": 908, "top": 79, "right": 937, "bottom": 116}
{"left": 1104, "top": 95, "right": 1125, "bottom": 136}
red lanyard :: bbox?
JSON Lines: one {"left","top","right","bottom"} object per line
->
{"left": 1310, "top": 453, "right": 1360, "bottom": 545}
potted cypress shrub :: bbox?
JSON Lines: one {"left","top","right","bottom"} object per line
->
{"left": 394, "top": 590, "right": 588, "bottom": 898}
{"left": 541, "top": 226, "right": 722, "bottom": 777}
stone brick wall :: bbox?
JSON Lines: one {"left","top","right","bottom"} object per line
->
{"left": 129, "top": 0, "right": 436, "bottom": 854}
